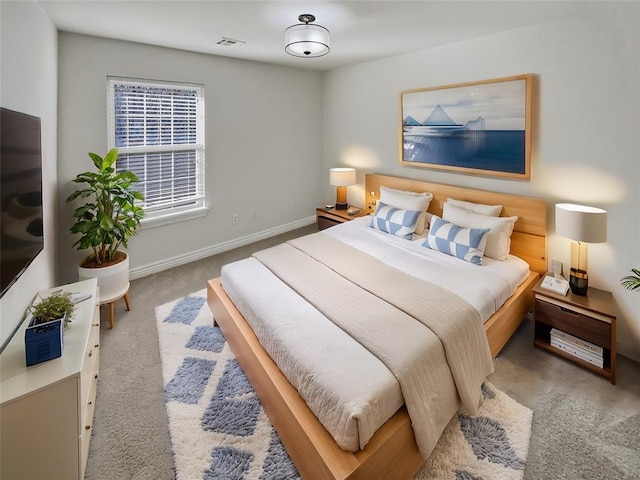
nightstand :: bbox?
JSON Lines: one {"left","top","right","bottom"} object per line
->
{"left": 533, "top": 274, "right": 616, "bottom": 384}
{"left": 316, "top": 206, "right": 368, "bottom": 231}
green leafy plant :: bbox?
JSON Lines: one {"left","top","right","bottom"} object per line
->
{"left": 29, "top": 291, "right": 76, "bottom": 327}
{"left": 621, "top": 268, "right": 640, "bottom": 292}
{"left": 66, "top": 148, "right": 144, "bottom": 266}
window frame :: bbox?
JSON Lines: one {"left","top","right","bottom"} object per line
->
{"left": 107, "top": 76, "right": 207, "bottom": 227}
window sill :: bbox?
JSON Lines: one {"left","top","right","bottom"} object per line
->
{"left": 140, "top": 206, "right": 209, "bottom": 229}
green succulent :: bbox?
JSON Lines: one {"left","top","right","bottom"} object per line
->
{"left": 620, "top": 268, "right": 640, "bottom": 292}
{"left": 30, "top": 291, "right": 76, "bottom": 327}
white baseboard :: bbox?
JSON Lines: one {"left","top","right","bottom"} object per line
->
{"left": 130, "top": 216, "right": 316, "bottom": 280}
{"left": 617, "top": 342, "right": 640, "bottom": 364}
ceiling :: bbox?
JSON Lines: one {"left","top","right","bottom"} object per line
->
{"left": 39, "top": 1, "right": 588, "bottom": 71}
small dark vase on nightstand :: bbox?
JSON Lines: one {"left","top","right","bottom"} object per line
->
{"left": 569, "top": 268, "right": 588, "bottom": 295}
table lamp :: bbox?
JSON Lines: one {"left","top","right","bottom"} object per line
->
{"left": 555, "top": 203, "right": 607, "bottom": 295}
{"left": 329, "top": 167, "right": 356, "bottom": 210}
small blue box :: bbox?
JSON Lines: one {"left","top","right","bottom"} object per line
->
{"left": 25, "top": 316, "right": 65, "bottom": 366}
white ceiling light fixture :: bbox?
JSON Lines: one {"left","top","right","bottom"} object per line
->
{"left": 285, "top": 14, "right": 330, "bottom": 58}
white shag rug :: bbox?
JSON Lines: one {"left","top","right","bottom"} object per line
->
{"left": 156, "top": 289, "right": 533, "bottom": 480}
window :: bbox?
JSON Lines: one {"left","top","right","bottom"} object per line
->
{"left": 107, "top": 77, "right": 206, "bottom": 225}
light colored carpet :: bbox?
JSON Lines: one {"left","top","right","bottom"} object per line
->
{"left": 156, "top": 289, "right": 532, "bottom": 480}
{"left": 83, "top": 224, "right": 640, "bottom": 480}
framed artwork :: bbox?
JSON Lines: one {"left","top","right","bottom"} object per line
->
{"left": 399, "top": 74, "right": 533, "bottom": 179}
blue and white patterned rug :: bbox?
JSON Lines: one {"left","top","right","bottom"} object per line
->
{"left": 156, "top": 290, "right": 533, "bottom": 480}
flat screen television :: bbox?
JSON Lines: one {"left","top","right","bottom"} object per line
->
{"left": 0, "top": 107, "right": 44, "bottom": 297}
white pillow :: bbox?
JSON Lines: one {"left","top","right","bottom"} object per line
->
{"left": 380, "top": 186, "right": 433, "bottom": 234}
{"left": 446, "top": 198, "right": 502, "bottom": 217}
{"left": 442, "top": 203, "right": 517, "bottom": 261}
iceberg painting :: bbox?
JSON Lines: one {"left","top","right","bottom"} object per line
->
{"left": 403, "top": 104, "right": 485, "bottom": 137}
{"left": 400, "top": 74, "right": 532, "bottom": 179}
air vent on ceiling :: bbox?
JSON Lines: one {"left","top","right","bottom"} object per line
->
{"left": 216, "top": 37, "right": 246, "bottom": 47}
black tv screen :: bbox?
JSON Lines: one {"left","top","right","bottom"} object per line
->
{"left": 0, "top": 107, "right": 44, "bottom": 297}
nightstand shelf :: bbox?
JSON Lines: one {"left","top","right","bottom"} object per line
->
{"left": 533, "top": 274, "right": 616, "bottom": 384}
{"left": 316, "top": 206, "right": 368, "bottom": 231}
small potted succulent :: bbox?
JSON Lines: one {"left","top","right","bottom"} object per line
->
{"left": 621, "top": 269, "right": 640, "bottom": 292}
{"left": 25, "top": 291, "right": 76, "bottom": 366}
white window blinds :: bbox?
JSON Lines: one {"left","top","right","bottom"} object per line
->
{"left": 107, "top": 77, "right": 205, "bottom": 219}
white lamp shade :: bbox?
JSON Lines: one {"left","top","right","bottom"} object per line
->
{"left": 555, "top": 203, "right": 607, "bottom": 243}
{"left": 329, "top": 168, "right": 356, "bottom": 187}
{"left": 285, "top": 23, "right": 330, "bottom": 57}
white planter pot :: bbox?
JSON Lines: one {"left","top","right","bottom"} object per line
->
{"left": 78, "top": 253, "right": 130, "bottom": 303}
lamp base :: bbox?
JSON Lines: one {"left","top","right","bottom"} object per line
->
{"left": 569, "top": 268, "right": 588, "bottom": 296}
{"left": 335, "top": 202, "right": 348, "bottom": 210}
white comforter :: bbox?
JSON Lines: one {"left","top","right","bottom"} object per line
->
{"left": 221, "top": 217, "right": 529, "bottom": 452}
{"left": 324, "top": 217, "right": 530, "bottom": 323}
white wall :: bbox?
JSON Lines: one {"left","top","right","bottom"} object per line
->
{"left": 323, "top": 4, "right": 640, "bottom": 360}
{"left": 57, "top": 34, "right": 323, "bottom": 282}
{"left": 0, "top": 1, "right": 58, "bottom": 348}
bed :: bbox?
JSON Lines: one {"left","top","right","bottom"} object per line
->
{"left": 207, "top": 174, "right": 547, "bottom": 480}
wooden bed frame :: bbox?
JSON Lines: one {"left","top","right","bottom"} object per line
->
{"left": 207, "top": 174, "right": 547, "bottom": 480}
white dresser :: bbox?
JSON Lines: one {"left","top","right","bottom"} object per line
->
{"left": 1, "top": 278, "right": 100, "bottom": 480}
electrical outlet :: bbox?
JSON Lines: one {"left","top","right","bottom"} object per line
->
{"left": 232, "top": 214, "right": 239, "bottom": 225}
{"left": 356, "top": 195, "right": 363, "bottom": 204}
{"left": 251, "top": 210, "right": 258, "bottom": 220}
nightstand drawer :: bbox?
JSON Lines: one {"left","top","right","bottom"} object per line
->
{"left": 535, "top": 297, "right": 611, "bottom": 349}
{"left": 317, "top": 216, "right": 341, "bottom": 230}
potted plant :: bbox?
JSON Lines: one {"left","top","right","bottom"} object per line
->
{"left": 66, "top": 148, "right": 144, "bottom": 303}
{"left": 25, "top": 291, "right": 76, "bottom": 366}
{"left": 621, "top": 268, "right": 640, "bottom": 292}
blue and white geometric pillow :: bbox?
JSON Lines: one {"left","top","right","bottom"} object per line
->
{"left": 370, "top": 201, "right": 422, "bottom": 240}
{"left": 423, "top": 216, "right": 490, "bottom": 265}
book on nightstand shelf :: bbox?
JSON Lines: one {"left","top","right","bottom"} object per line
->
{"left": 550, "top": 328, "right": 603, "bottom": 356}
{"left": 550, "top": 336, "right": 604, "bottom": 368}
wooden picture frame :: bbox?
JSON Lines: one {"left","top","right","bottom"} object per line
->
{"left": 400, "top": 74, "right": 533, "bottom": 179}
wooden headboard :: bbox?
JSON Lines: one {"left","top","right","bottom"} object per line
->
{"left": 365, "top": 174, "right": 547, "bottom": 275}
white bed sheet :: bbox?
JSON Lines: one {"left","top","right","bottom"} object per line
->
{"left": 220, "top": 218, "right": 530, "bottom": 452}
{"left": 324, "top": 217, "right": 530, "bottom": 323}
